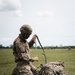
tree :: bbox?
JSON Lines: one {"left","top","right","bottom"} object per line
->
{"left": 0, "top": 44, "right": 3, "bottom": 48}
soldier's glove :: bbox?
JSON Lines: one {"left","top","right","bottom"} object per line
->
{"left": 31, "top": 34, "right": 37, "bottom": 42}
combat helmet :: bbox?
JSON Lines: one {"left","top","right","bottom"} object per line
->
{"left": 20, "top": 24, "right": 32, "bottom": 34}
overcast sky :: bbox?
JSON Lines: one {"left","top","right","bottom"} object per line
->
{"left": 0, "top": 0, "right": 75, "bottom": 47}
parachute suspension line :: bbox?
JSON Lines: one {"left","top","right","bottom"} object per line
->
{"left": 35, "top": 39, "right": 40, "bottom": 66}
{"left": 35, "top": 39, "right": 37, "bottom": 56}
{"left": 36, "top": 35, "right": 48, "bottom": 64}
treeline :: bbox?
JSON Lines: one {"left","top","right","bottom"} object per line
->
{"left": 44, "top": 46, "right": 75, "bottom": 50}
{"left": 0, "top": 44, "right": 12, "bottom": 49}
{"left": 32, "top": 45, "right": 75, "bottom": 50}
{"left": 0, "top": 44, "right": 75, "bottom": 50}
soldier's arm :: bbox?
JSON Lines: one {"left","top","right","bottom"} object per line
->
{"left": 15, "top": 42, "right": 30, "bottom": 60}
{"left": 28, "top": 39, "right": 35, "bottom": 48}
{"left": 15, "top": 42, "right": 35, "bottom": 62}
{"left": 13, "top": 41, "right": 18, "bottom": 57}
{"left": 28, "top": 34, "right": 37, "bottom": 48}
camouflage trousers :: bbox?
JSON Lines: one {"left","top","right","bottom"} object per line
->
{"left": 12, "top": 62, "right": 33, "bottom": 75}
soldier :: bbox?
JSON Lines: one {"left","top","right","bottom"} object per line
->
{"left": 12, "top": 24, "right": 39, "bottom": 75}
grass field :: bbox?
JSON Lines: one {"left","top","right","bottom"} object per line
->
{"left": 0, "top": 48, "right": 75, "bottom": 75}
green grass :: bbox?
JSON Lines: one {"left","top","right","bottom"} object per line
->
{"left": 0, "top": 49, "right": 75, "bottom": 75}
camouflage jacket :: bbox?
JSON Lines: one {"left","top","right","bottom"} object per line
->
{"left": 13, "top": 34, "right": 35, "bottom": 63}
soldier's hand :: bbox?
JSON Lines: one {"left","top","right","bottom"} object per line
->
{"left": 33, "top": 57, "right": 39, "bottom": 62}
{"left": 31, "top": 34, "right": 37, "bottom": 42}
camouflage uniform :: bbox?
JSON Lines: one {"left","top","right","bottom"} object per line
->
{"left": 12, "top": 25, "right": 36, "bottom": 75}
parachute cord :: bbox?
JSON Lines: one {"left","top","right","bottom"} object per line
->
{"left": 35, "top": 39, "right": 37, "bottom": 56}
{"left": 35, "top": 39, "right": 40, "bottom": 68}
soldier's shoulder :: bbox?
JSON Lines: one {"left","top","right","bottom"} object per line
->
{"left": 14, "top": 37, "right": 20, "bottom": 44}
